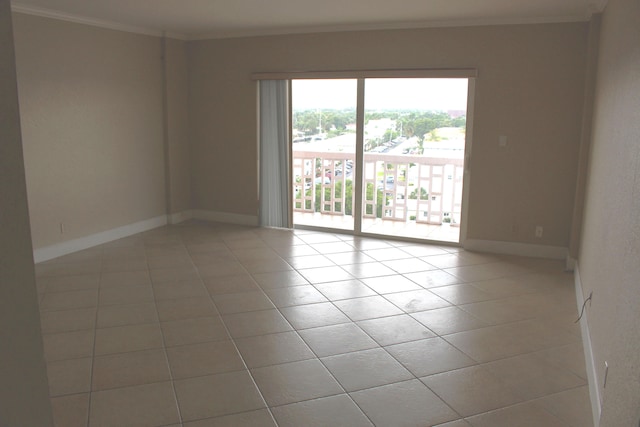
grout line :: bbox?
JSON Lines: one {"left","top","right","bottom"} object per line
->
{"left": 42, "top": 223, "right": 584, "bottom": 426}
{"left": 202, "top": 237, "right": 282, "bottom": 426}
{"left": 84, "top": 245, "right": 105, "bottom": 427}
{"left": 141, "top": 240, "right": 185, "bottom": 425}
{"left": 250, "top": 232, "right": 381, "bottom": 425}
{"left": 263, "top": 241, "right": 451, "bottom": 424}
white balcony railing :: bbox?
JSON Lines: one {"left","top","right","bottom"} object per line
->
{"left": 293, "top": 151, "right": 464, "bottom": 227}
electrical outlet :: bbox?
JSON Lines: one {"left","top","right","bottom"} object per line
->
{"left": 535, "top": 226, "right": 543, "bottom": 238}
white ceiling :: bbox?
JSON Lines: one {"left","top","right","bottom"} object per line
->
{"left": 11, "top": 0, "right": 605, "bottom": 40}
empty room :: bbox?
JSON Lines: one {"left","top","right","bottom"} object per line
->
{"left": 1, "top": 0, "right": 638, "bottom": 426}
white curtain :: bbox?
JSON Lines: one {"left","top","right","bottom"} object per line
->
{"left": 259, "top": 80, "right": 290, "bottom": 228}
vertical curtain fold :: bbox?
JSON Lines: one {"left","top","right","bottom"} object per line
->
{"left": 259, "top": 80, "right": 290, "bottom": 228}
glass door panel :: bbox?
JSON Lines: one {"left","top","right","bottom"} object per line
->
{"left": 361, "top": 78, "right": 469, "bottom": 243}
{"left": 291, "top": 79, "right": 357, "bottom": 231}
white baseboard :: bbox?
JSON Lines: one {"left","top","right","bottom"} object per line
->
{"left": 33, "top": 210, "right": 260, "bottom": 263}
{"left": 191, "top": 210, "right": 259, "bottom": 227}
{"left": 33, "top": 215, "right": 167, "bottom": 263}
{"left": 167, "top": 210, "right": 193, "bottom": 225}
{"left": 574, "top": 263, "right": 601, "bottom": 427}
{"left": 463, "top": 239, "right": 568, "bottom": 259}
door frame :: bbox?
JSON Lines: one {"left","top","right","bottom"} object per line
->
{"left": 254, "top": 69, "right": 477, "bottom": 246}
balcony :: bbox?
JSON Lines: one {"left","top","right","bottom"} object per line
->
{"left": 292, "top": 150, "right": 464, "bottom": 243}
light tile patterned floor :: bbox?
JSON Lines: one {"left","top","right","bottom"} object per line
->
{"left": 37, "top": 221, "right": 593, "bottom": 427}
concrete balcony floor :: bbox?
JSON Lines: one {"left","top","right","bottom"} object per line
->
{"left": 293, "top": 212, "right": 460, "bottom": 244}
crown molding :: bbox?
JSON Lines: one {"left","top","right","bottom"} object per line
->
{"left": 11, "top": 2, "right": 593, "bottom": 42}
{"left": 11, "top": 3, "right": 188, "bottom": 40}
{"left": 188, "top": 14, "right": 590, "bottom": 40}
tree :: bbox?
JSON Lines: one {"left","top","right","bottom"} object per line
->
{"left": 452, "top": 116, "right": 466, "bottom": 128}
{"left": 293, "top": 109, "right": 357, "bottom": 135}
{"left": 293, "top": 108, "right": 465, "bottom": 141}
{"left": 308, "top": 179, "right": 386, "bottom": 218}
{"left": 409, "top": 187, "right": 428, "bottom": 200}
{"left": 383, "top": 129, "right": 398, "bottom": 142}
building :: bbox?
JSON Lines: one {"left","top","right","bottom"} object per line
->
{"left": 1, "top": 0, "right": 638, "bottom": 425}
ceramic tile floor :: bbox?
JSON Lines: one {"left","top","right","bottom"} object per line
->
{"left": 36, "top": 221, "right": 594, "bottom": 427}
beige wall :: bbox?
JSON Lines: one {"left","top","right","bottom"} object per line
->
{"left": 568, "top": 15, "right": 601, "bottom": 260}
{"left": 0, "top": 1, "right": 53, "bottom": 425}
{"left": 12, "top": 13, "right": 167, "bottom": 249}
{"left": 188, "top": 23, "right": 588, "bottom": 247}
{"left": 578, "top": 0, "right": 640, "bottom": 425}
{"left": 11, "top": 15, "right": 589, "bottom": 250}
{"left": 164, "top": 37, "right": 191, "bottom": 216}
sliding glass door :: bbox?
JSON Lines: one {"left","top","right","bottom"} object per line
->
{"left": 290, "top": 76, "right": 472, "bottom": 244}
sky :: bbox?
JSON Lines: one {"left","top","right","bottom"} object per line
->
{"left": 292, "top": 78, "right": 468, "bottom": 111}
